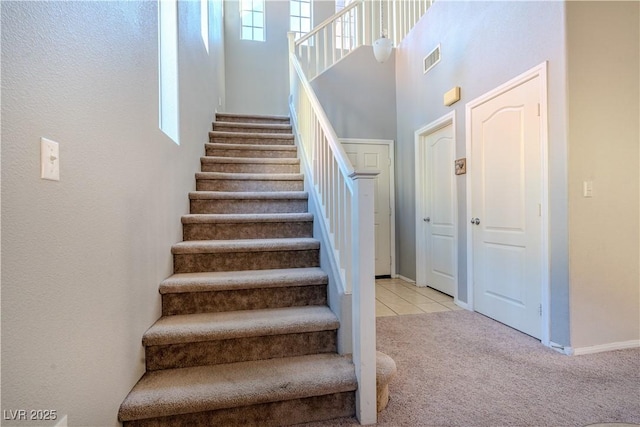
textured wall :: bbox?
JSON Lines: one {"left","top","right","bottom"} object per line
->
{"left": 1, "top": 1, "right": 224, "bottom": 425}
{"left": 311, "top": 46, "right": 397, "bottom": 141}
{"left": 393, "top": 1, "right": 570, "bottom": 343}
{"left": 223, "top": 0, "right": 338, "bottom": 116}
{"left": 567, "top": 1, "right": 640, "bottom": 349}
{"left": 224, "top": 0, "right": 291, "bottom": 115}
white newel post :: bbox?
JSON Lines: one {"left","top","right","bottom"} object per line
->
{"left": 350, "top": 170, "right": 379, "bottom": 425}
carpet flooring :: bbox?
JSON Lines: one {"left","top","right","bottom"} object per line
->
{"left": 300, "top": 310, "right": 640, "bottom": 427}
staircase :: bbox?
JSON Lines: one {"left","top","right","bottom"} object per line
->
{"left": 118, "top": 113, "right": 360, "bottom": 426}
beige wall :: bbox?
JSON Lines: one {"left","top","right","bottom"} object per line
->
{"left": 567, "top": 1, "right": 640, "bottom": 349}
{"left": 1, "top": 1, "right": 225, "bottom": 425}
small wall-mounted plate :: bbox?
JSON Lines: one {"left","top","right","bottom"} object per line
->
{"left": 444, "top": 86, "right": 461, "bottom": 106}
{"left": 455, "top": 158, "right": 466, "bottom": 175}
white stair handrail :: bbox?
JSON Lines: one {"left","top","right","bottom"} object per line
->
{"left": 288, "top": 32, "right": 379, "bottom": 424}
{"left": 286, "top": 3, "right": 433, "bottom": 424}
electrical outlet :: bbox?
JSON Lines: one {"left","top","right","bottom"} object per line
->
{"left": 41, "top": 137, "right": 60, "bottom": 181}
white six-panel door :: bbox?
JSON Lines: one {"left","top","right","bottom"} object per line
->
{"left": 342, "top": 141, "right": 393, "bottom": 277}
{"left": 468, "top": 74, "right": 543, "bottom": 339}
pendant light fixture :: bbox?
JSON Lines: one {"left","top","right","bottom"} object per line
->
{"left": 373, "top": 0, "right": 392, "bottom": 63}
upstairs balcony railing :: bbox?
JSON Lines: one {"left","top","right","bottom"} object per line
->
{"left": 293, "top": 0, "right": 434, "bottom": 80}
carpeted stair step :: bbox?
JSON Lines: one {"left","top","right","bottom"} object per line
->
{"left": 215, "top": 112, "right": 290, "bottom": 125}
{"left": 143, "top": 306, "right": 339, "bottom": 370}
{"left": 204, "top": 143, "right": 298, "bottom": 159}
{"left": 195, "top": 172, "right": 304, "bottom": 192}
{"left": 206, "top": 143, "right": 297, "bottom": 159}
{"left": 172, "top": 238, "right": 320, "bottom": 273}
{"left": 201, "top": 156, "right": 300, "bottom": 174}
{"left": 159, "top": 268, "right": 329, "bottom": 315}
{"left": 118, "top": 353, "right": 356, "bottom": 426}
{"left": 213, "top": 121, "right": 293, "bottom": 134}
{"left": 182, "top": 213, "right": 313, "bottom": 240}
{"left": 189, "top": 191, "right": 308, "bottom": 214}
{"left": 209, "top": 131, "right": 294, "bottom": 146}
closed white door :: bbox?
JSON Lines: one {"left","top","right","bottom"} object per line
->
{"left": 343, "top": 142, "right": 392, "bottom": 276}
{"left": 469, "top": 76, "right": 542, "bottom": 339}
{"left": 417, "top": 123, "right": 456, "bottom": 296}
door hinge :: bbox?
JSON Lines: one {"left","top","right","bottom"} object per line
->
{"left": 537, "top": 103, "right": 541, "bottom": 117}
{"left": 538, "top": 303, "right": 542, "bottom": 316}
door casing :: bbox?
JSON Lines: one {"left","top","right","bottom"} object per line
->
{"left": 465, "top": 62, "right": 550, "bottom": 346}
{"left": 415, "top": 112, "right": 459, "bottom": 301}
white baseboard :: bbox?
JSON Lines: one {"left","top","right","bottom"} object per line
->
{"left": 549, "top": 341, "right": 573, "bottom": 355}
{"left": 572, "top": 339, "right": 639, "bottom": 356}
{"left": 454, "top": 299, "right": 471, "bottom": 311}
{"left": 394, "top": 274, "right": 416, "bottom": 284}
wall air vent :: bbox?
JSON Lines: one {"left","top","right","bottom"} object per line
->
{"left": 423, "top": 44, "right": 441, "bottom": 74}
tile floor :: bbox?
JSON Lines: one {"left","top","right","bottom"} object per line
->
{"left": 375, "top": 277, "right": 463, "bottom": 317}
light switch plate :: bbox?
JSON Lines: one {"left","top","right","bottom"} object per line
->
{"left": 41, "top": 137, "right": 60, "bottom": 181}
{"left": 583, "top": 180, "right": 593, "bottom": 198}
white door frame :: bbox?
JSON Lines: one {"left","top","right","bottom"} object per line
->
{"left": 465, "top": 62, "right": 550, "bottom": 346}
{"left": 414, "top": 112, "right": 458, "bottom": 302}
{"left": 340, "top": 138, "right": 396, "bottom": 277}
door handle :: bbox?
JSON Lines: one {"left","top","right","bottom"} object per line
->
{"left": 470, "top": 218, "right": 480, "bottom": 225}
{"left": 423, "top": 217, "right": 431, "bottom": 222}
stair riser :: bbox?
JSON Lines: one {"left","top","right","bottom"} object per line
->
{"left": 206, "top": 147, "right": 297, "bottom": 159}
{"left": 145, "top": 331, "right": 336, "bottom": 370}
{"left": 173, "top": 250, "right": 320, "bottom": 273}
{"left": 122, "top": 391, "right": 355, "bottom": 427}
{"left": 210, "top": 136, "right": 294, "bottom": 146}
{"left": 216, "top": 116, "right": 290, "bottom": 125}
{"left": 183, "top": 222, "right": 313, "bottom": 240}
{"left": 213, "top": 124, "right": 293, "bottom": 134}
{"left": 190, "top": 199, "right": 308, "bottom": 214}
{"left": 201, "top": 162, "right": 300, "bottom": 174}
{"left": 196, "top": 180, "right": 304, "bottom": 192}
{"left": 162, "top": 285, "right": 327, "bottom": 316}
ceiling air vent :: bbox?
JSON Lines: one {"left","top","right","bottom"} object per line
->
{"left": 423, "top": 44, "right": 441, "bottom": 74}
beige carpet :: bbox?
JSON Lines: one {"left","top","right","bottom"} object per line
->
{"left": 300, "top": 310, "right": 640, "bottom": 427}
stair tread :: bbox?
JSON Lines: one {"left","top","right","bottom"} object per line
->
{"left": 143, "top": 306, "right": 338, "bottom": 346}
{"left": 160, "top": 268, "right": 328, "bottom": 294}
{"left": 196, "top": 172, "right": 303, "bottom": 181}
{"left": 216, "top": 112, "right": 290, "bottom": 122}
{"left": 206, "top": 142, "right": 297, "bottom": 151}
{"left": 171, "top": 238, "right": 319, "bottom": 254}
{"left": 181, "top": 213, "right": 313, "bottom": 224}
{"left": 189, "top": 191, "right": 308, "bottom": 200}
{"left": 201, "top": 156, "right": 299, "bottom": 165}
{"left": 210, "top": 131, "right": 294, "bottom": 139}
{"left": 118, "top": 353, "right": 356, "bottom": 421}
{"left": 213, "top": 121, "right": 292, "bottom": 131}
